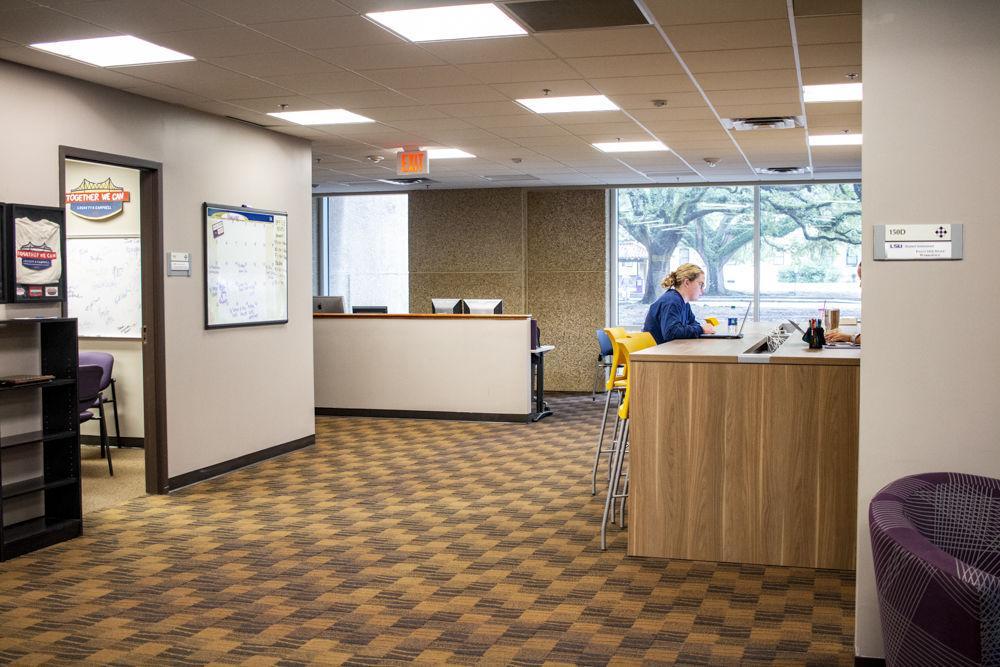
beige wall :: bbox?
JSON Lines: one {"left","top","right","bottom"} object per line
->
{"left": 0, "top": 60, "right": 315, "bottom": 480}
{"left": 409, "top": 188, "right": 606, "bottom": 391}
{"left": 856, "top": 0, "right": 1000, "bottom": 658}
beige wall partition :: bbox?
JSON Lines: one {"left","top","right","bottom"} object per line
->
{"left": 409, "top": 188, "right": 606, "bottom": 391}
{"left": 0, "top": 60, "right": 314, "bottom": 483}
{"left": 857, "top": 0, "right": 1000, "bottom": 659}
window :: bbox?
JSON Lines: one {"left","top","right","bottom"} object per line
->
{"left": 612, "top": 182, "right": 861, "bottom": 327}
{"left": 315, "top": 194, "right": 409, "bottom": 312}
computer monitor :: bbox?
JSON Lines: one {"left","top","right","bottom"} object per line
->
{"left": 464, "top": 299, "right": 503, "bottom": 315}
{"left": 313, "top": 296, "right": 345, "bottom": 313}
{"left": 352, "top": 306, "right": 388, "bottom": 314}
{"left": 431, "top": 298, "right": 467, "bottom": 314}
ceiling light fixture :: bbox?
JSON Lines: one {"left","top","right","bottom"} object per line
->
{"left": 267, "top": 109, "right": 374, "bottom": 125}
{"left": 426, "top": 148, "right": 475, "bottom": 159}
{"left": 808, "top": 133, "right": 862, "bottom": 146}
{"left": 803, "top": 83, "right": 863, "bottom": 103}
{"left": 517, "top": 94, "right": 619, "bottom": 114}
{"left": 30, "top": 35, "right": 194, "bottom": 67}
{"left": 367, "top": 3, "right": 526, "bottom": 42}
{"left": 593, "top": 140, "right": 669, "bottom": 153}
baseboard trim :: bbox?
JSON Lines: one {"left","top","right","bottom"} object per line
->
{"left": 855, "top": 657, "right": 886, "bottom": 666}
{"left": 81, "top": 435, "right": 145, "bottom": 448}
{"left": 316, "top": 407, "right": 531, "bottom": 423}
{"left": 167, "top": 434, "right": 315, "bottom": 491}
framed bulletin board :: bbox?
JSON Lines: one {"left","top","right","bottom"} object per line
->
{"left": 203, "top": 203, "right": 288, "bottom": 329}
{"left": 3, "top": 203, "right": 67, "bottom": 303}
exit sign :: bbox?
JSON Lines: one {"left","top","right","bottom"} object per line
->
{"left": 397, "top": 150, "right": 429, "bottom": 176}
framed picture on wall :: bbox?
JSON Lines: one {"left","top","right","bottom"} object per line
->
{"left": 2, "top": 203, "right": 67, "bottom": 303}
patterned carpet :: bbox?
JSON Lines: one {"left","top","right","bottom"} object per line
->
{"left": 0, "top": 395, "right": 855, "bottom": 665}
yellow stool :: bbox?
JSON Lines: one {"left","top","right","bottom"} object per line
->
{"left": 591, "top": 327, "right": 632, "bottom": 495}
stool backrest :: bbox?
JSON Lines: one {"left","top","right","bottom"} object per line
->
{"left": 603, "top": 327, "right": 630, "bottom": 391}
{"left": 595, "top": 329, "right": 613, "bottom": 357}
{"left": 617, "top": 332, "right": 657, "bottom": 420}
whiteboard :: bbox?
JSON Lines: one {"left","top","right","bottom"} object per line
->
{"left": 204, "top": 205, "right": 288, "bottom": 328}
{"left": 66, "top": 237, "right": 142, "bottom": 338}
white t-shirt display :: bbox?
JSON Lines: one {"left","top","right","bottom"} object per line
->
{"left": 14, "top": 216, "right": 63, "bottom": 285}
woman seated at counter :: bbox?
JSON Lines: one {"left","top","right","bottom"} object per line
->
{"left": 642, "top": 263, "right": 716, "bottom": 345}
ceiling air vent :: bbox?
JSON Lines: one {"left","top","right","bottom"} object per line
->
{"left": 376, "top": 177, "right": 438, "bottom": 186}
{"left": 755, "top": 166, "right": 812, "bottom": 175}
{"left": 482, "top": 174, "right": 541, "bottom": 182}
{"left": 503, "top": 0, "right": 648, "bottom": 32}
{"left": 722, "top": 116, "right": 805, "bottom": 131}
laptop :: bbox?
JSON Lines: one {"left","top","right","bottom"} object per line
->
{"left": 700, "top": 302, "right": 751, "bottom": 339}
{"left": 313, "top": 296, "right": 345, "bottom": 313}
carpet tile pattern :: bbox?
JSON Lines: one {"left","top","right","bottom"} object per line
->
{"left": 0, "top": 395, "right": 855, "bottom": 665}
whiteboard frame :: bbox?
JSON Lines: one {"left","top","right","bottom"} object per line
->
{"left": 203, "top": 202, "right": 289, "bottom": 330}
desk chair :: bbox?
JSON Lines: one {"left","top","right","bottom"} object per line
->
{"left": 600, "top": 332, "right": 655, "bottom": 550}
{"left": 592, "top": 329, "right": 614, "bottom": 401}
{"left": 590, "top": 327, "right": 631, "bottom": 495}
{"left": 79, "top": 351, "right": 120, "bottom": 448}
{"left": 79, "top": 364, "right": 112, "bottom": 476}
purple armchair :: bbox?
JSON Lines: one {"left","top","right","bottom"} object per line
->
{"left": 869, "top": 472, "right": 1000, "bottom": 666}
{"left": 78, "top": 351, "right": 120, "bottom": 448}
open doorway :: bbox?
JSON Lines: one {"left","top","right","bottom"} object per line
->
{"left": 59, "top": 147, "right": 167, "bottom": 510}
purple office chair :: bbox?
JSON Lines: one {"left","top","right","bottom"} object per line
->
{"left": 79, "top": 364, "right": 112, "bottom": 476}
{"left": 78, "top": 351, "right": 120, "bottom": 448}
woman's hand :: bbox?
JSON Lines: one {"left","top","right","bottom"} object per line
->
{"left": 825, "top": 329, "right": 852, "bottom": 343}
{"left": 701, "top": 323, "right": 716, "bottom": 334}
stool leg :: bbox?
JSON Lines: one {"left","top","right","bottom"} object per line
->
{"left": 592, "top": 357, "right": 601, "bottom": 401}
{"left": 591, "top": 388, "right": 614, "bottom": 495}
{"left": 600, "top": 419, "right": 628, "bottom": 550}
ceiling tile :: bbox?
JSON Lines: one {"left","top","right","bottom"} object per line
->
{"left": 363, "top": 65, "right": 480, "bottom": 89}
{"left": 535, "top": 26, "right": 670, "bottom": 58}
{"left": 805, "top": 114, "right": 861, "bottom": 131}
{"left": 57, "top": 0, "right": 230, "bottom": 33}
{"left": 491, "top": 80, "right": 597, "bottom": 99}
{"left": 146, "top": 27, "right": 293, "bottom": 58}
{"left": 563, "top": 121, "right": 648, "bottom": 136}
{"left": 125, "top": 61, "right": 293, "bottom": 99}
{"left": 682, "top": 47, "right": 795, "bottom": 72}
{"left": 261, "top": 70, "right": 384, "bottom": 95}
{"left": 313, "top": 89, "right": 421, "bottom": 108}
{"left": 643, "top": 119, "right": 727, "bottom": 132}
{"left": 391, "top": 118, "right": 475, "bottom": 133}
{"left": 469, "top": 114, "right": 557, "bottom": 129}
{"left": 433, "top": 101, "right": 526, "bottom": 117}
{"left": 207, "top": 52, "right": 340, "bottom": 78}
{"left": 489, "top": 125, "right": 573, "bottom": 139}
{"left": 226, "top": 95, "right": 325, "bottom": 113}
{"left": 794, "top": 14, "right": 861, "bottom": 45}
{"left": 804, "top": 100, "right": 861, "bottom": 116}
{"left": 798, "top": 42, "right": 861, "bottom": 67}
{"left": 589, "top": 74, "right": 694, "bottom": 95}
{"left": 628, "top": 107, "right": 717, "bottom": 121}
{"left": 566, "top": 54, "right": 683, "bottom": 78}
{"left": 405, "top": 85, "right": 506, "bottom": 105}
{"left": 351, "top": 106, "right": 448, "bottom": 121}
{"left": 546, "top": 110, "right": 631, "bottom": 126}
{"left": 668, "top": 20, "right": 791, "bottom": 51}
{"left": 609, "top": 91, "right": 707, "bottom": 109}
{"left": 310, "top": 43, "right": 445, "bottom": 70}
{"left": 645, "top": 0, "right": 788, "bottom": 26}
{"left": 800, "top": 66, "right": 861, "bottom": 85}
{"left": 697, "top": 69, "right": 798, "bottom": 90}
{"left": 419, "top": 37, "right": 555, "bottom": 64}
{"left": 457, "top": 59, "right": 581, "bottom": 84}
{"left": 0, "top": 6, "right": 115, "bottom": 43}
{"left": 714, "top": 102, "right": 803, "bottom": 117}
{"left": 184, "top": 99, "right": 278, "bottom": 125}
{"left": 793, "top": 0, "right": 861, "bottom": 17}
{"left": 124, "top": 83, "right": 209, "bottom": 106}
{"left": 706, "top": 87, "right": 801, "bottom": 107}
{"left": 250, "top": 16, "right": 402, "bottom": 49}
{"left": 183, "top": 0, "right": 355, "bottom": 23}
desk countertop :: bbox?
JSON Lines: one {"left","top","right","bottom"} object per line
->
{"left": 632, "top": 322, "right": 860, "bottom": 366}
{"left": 313, "top": 313, "right": 531, "bottom": 320}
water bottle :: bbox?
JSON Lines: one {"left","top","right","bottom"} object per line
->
{"left": 727, "top": 305, "right": 738, "bottom": 334}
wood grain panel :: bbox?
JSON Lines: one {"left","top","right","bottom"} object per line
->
{"left": 629, "top": 358, "right": 859, "bottom": 569}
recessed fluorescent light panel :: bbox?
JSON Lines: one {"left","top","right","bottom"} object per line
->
{"left": 367, "top": 3, "right": 526, "bottom": 42}
{"left": 593, "top": 141, "right": 669, "bottom": 153}
{"left": 30, "top": 35, "right": 194, "bottom": 67}
{"left": 803, "top": 83, "right": 863, "bottom": 103}
{"left": 267, "top": 109, "right": 374, "bottom": 125}
{"left": 517, "top": 95, "right": 619, "bottom": 114}
{"left": 427, "top": 148, "right": 475, "bottom": 159}
{"left": 809, "top": 134, "right": 862, "bottom": 146}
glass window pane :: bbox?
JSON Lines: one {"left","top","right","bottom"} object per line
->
{"left": 616, "top": 186, "right": 754, "bottom": 328}
{"left": 760, "top": 183, "right": 862, "bottom": 324}
{"left": 327, "top": 194, "right": 409, "bottom": 313}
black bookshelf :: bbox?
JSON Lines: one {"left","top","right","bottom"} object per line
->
{"left": 0, "top": 318, "right": 81, "bottom": 560}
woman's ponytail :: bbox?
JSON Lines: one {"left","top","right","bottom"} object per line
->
{"left": 661, "top": 263, "right": 703, "bottom": 290}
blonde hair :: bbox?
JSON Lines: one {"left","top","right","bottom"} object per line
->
{"left": 662, "top": 263, "right": 704, "bottom": 290}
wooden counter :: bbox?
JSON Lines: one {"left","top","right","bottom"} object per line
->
{"left": 627, "top": 322, "right": 859, "bottom": 569}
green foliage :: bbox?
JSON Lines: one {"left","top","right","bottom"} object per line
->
{"left": 777, "top": 266, "right": 841, "bottom": 283}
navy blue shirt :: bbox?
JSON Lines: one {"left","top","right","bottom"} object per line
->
{"left": 642, "top": 289, "right": 702, "bottom": 345}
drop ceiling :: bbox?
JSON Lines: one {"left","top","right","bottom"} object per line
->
{"left": 0, "top": 0, "right": 862, "bottom": 192}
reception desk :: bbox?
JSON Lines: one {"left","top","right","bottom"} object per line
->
{"left": 627, "top": 323, "right": 860, "bottom": 569}
{"left": 314, "top": 313, "right": 533, "bottom": 422}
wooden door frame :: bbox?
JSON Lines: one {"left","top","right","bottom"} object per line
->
{"left": 59, "top": 146, "right": 168, "bottom": 494}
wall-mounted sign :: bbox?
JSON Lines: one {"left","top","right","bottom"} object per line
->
{"left": 167, "top": 251, "right": 191, "bottom": 277}
{"left": 874, "top": 224, "right": 964, "bottom": 261}
{"left": 65, "top": 177, "right": 131, "bottom": 221}
{"left": 397, "top": 149, "right": 429, "bottom": 177}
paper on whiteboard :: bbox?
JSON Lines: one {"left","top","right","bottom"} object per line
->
{"left": 67, "top": 237, "right": 142, "bottom": 337}
{"left": 205, "top": 207, "right": 287, "bottom": 327}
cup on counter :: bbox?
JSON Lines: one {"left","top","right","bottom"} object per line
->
{"left": 824, "top": 308, "right": 841, "bottom": 331}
